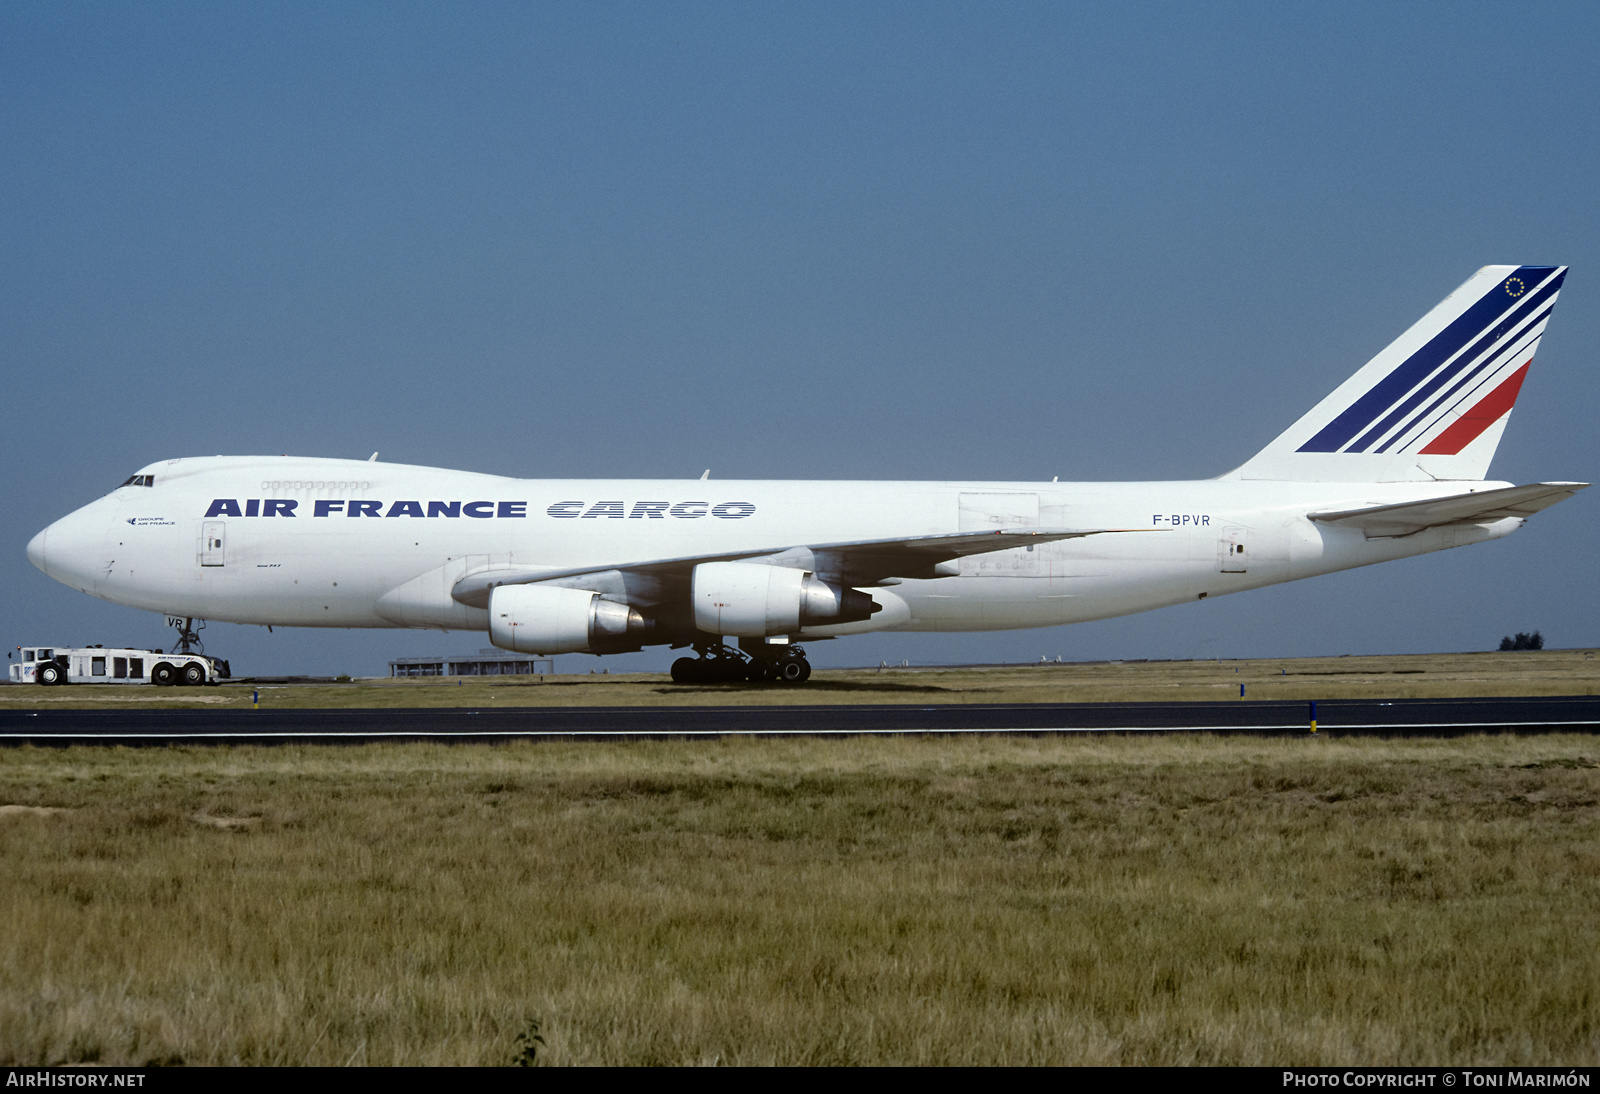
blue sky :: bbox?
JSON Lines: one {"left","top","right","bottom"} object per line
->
{"left": 4, "top": 2, "right": 1597, "bottom": 675}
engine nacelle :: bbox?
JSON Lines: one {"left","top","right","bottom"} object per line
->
{"left": 488, "top": 584, "right": 649, "bottom": 654}
{"left": 692, "top": 562, "right": 879, "bottom": 637}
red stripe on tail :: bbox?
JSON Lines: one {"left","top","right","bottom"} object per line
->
{"left": 1419, "top": 363, "right": 1531, "bottom": 456}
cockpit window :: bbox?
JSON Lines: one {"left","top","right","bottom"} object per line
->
{"left": 119, "top": 474, "right": 155, "bottom": 488}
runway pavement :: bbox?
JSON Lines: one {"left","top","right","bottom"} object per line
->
{"left": 2, "top": 696, "right": 1599, "bottom": 744}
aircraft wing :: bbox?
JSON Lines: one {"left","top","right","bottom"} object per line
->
{"left": 1308, "top": 482, "right": 1588, "bottom": 538}
{"left": 451, "top": 527, "right": 1153, "bottom": 607}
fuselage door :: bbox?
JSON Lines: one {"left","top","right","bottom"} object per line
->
{"left": 1219, "top": 526, "right": 1247, "bottom": 573}
{"left": 201, "top": 521, "right": 225, "bottom": 567}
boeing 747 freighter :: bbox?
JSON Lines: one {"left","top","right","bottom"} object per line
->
{"left": 28, "top": 265, "right": 1586, "bottom": 682}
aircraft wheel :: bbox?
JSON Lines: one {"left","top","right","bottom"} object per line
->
{"left": 36, "top": 663, "right": 64, "bottom": 686}
{"left": 670, "top": 657, "right": 699, "bottom": 684}
{"left": 151, "top": 663, "right": 177, "bottom": 687}
{"left": 776, "top": 657, "right": 810, "bottom": 684}
{"left": 746, "top": 660, "right": 773, "bottom": 683}
{"left": 180, "top": 662, "right": 207, "bottom": 686}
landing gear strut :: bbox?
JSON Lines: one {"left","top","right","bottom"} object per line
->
{"left": 162, "top": 617, "right": 229, "bottom": 681}
{"left": 669, "top": 642, "right": 812, "bottom": 685}
{"left": 170, "top": 616, "right": 203, "bottom": 656}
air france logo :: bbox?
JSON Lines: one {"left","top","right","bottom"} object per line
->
{"left": 205, "top": 499, "right": 527, "bottom": 518}
{"left": 203, "top": 498, "right": 757, "bottom": 520}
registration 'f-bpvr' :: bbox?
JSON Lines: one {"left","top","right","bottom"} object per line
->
{"left": 28, "top": 266, "right": 1586, "bottom": 683}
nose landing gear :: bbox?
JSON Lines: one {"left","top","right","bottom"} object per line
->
{"left": 169, "top": 616, "right": 203, "bottom": 656}
{"left": 162, "top": 616, "right": 230, "bottom": 682}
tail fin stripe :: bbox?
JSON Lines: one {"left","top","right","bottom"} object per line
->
{"left": 1298, "top": 265, "right": 1562, "bottom": 453}
{"left": 1417, "top": 364, "right": 1531, "bottom": 456}
{"left": 1298, "top": 269, "right": 1535, "bottom": 452}
{"left": 1228, "top": 263, "right": 1567, "bottom": 483}
{"left": 1380, "top": 340, "right": 1539, "bottom": 457}
{"left": 1373, "top": 308, "right": 1550, "bottom": 454}
{"left": 1350, "top": 278, "right": 1562, "bottom": 452}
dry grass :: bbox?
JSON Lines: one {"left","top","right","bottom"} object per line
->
{"left": 1, "top": 734, "right": 1597, "bottom": 1065}
{"left": 3, "top": 649, "right": 1598, "bottom": 710}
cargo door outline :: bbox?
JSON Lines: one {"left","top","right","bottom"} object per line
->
{"left": 958, "top": 492, "right": 1041, "bottom": 577}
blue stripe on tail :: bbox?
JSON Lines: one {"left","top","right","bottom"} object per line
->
{"left": 1362, "top": 281, "right": 1562, "bottom": 453}
{"left": 1297, "top": 266, "right": 1562, "bottom": 453}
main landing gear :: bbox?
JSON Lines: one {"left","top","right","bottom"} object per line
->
{"left": 669, "top": 643, "right": 812, "bottom": 685}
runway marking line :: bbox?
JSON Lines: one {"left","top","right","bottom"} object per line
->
{"left": 4, "top": 720, "right": 1599, "bottom": 740}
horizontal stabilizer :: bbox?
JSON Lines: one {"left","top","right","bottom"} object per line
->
{"left": 451, "top": 527, "right": 1153, "bottom": 607}
{"left": 1309, "top": 482, "right": 1587, "bottom": 537}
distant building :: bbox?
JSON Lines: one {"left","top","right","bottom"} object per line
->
{"left": 389, "top": 648, "right": 555, "bottom": 678}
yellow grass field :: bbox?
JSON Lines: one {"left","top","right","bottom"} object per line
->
{"left": 2, "top": 648, "right": 1597, "bottom": 710}
{"left": 1, "top": 733, "right": 1597, "bottom": 1065}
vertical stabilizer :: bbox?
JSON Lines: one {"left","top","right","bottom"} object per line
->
{"left": 1226, "top": 265, "right": 1566, "bottom": 482}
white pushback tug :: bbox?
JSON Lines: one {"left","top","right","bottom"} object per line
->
{"left": 10, "top": 618, "right": 229, "bottom": 687}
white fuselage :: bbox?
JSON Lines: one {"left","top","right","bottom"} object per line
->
{"left": 28, "top": 456, "right": 1520, "bottom": 644}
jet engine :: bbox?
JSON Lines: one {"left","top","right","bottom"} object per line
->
{"left": 692, "top": 561, "right": 879, "bottom": 637}
{"left": 489, "top": 584, "right": 651, "bottom": 654}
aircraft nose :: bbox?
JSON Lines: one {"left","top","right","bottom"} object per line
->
{"left": 28, "top": 504, "right": 112, "bottom": 592}
{"left": 26, "top": 527, "right": 47, "bottom": 573}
